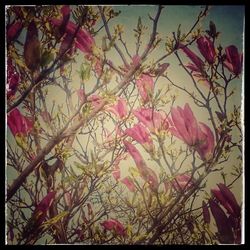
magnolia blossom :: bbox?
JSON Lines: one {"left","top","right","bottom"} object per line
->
{"left": 123, "top": 140, "right": 158, "bottom": 191}
{"left": 121, "top": 177, "right": 136, "bottom": 192}
{"left": 211, "top": 183, "right": 241, "bottom": 218}
{"left": 51, "top": 6, "right": 94, "bottom": 55}
{"left": 223, "top": 45, "right": 243, "bottom": 76}
{"left": 197, "top": 36, "right": 216, "bottom": 64}
{"left": 106, "top": 98, "right": 128, "bottom": 119}
{"left": 7, "top": 21, "right": 23, "bottom": 43}
{"left": 207, "top": 184, "right": 241, "bottom": 244}
{"left": 133, "top": 108, "right": 169, "bottom": 134}
{"left": 169, "top": 103, "right": 214, "bottom": 161}
{"left": 180, "top": 43, "right": 212, "bottom": 87}
{"left": 125, "top": 123, "right": 154, "bottom": 152}
{"left": 180, "top": 43, "right": 204, "bottom": 72}
{"left": 7, "top": 108, "right": 33, "bottom": 137}
{"left": 196, "top": 122, "right": 215, "bottom": 161}
{"left": 209, "top": 199, "right": 235, "bottom": 244}
{"left": 101, "top": 219, "right": 126, "bottom": 236}
{"left": 135, "top": 74, "right": 154, "bottom": 103}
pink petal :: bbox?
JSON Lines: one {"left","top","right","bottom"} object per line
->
{"left": 121, "top": 177, "right": 136, "bottom": 192}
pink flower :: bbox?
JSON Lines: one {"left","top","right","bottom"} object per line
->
{"left": 101, "top": 219, "right": 126, "bottom": 236}
{"left": 7, "top": 108, "right": 33, "bottom": 137}
{"left": 136, "top": 74, "right": 154, "bottom": 103}
{"left": 106, "top": 98, "right": 128, "bottom": 119}
{"left": 211, "top": 183, "right": 241, "bottom": 218}
{"left": 123, "top": 140, "right": 158, "bottom": 191}
{"left": 171, "top": 173, "right": 194, "bottom": 192}
{"left": 169, "top": 103, "right": 200, "bottom": 146}
{"left": 223, "top": 45, "right": 243, "bottom": 76}
{"left": 76, "top": 89, "right": 85, "bottom": 103}
{"left": 196, "top": 122, "right": 215, "bottom": 161}
{"left": 125, "top": 123, "right": 154, "bottom": 152}
{"left": 121, "top": 177, "right": 136, "bottom": 192}
{"left": 7, "top": 21, "right": 23, "bottom": 43}
{"left": 169, "top": 103, "right": 214, "bottom": 161}
{"left": 88, "top": 94, "right": 105, "bottom": 112}
{"left": 7, "top": 59, "right": 20, "bottom": 99}
{"left": 51, "top": 13, "right": 94, "bottom": 55}
{"left": 133, "top": 108, "right": 169, "bottom": 134}
{"left": 180, "top": 43, "right": 204, "bottom": 72}
{"left": 208, "top": 199, "right": 234, "bottom": 244}
{"left": 197, "top": 36, "right": 216, "bottom": 64}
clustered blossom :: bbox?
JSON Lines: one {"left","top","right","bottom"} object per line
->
{"left": 180, "top": 36, "right": 217, "bottom": 88}
{"left": 100, "top": 219, "right": 126, "bottom": 236}
{"left": 169, "top": 103, "right": 215, "bottom": 161}
{"left": 125, "top": 123, "right": 154, "bottom": 152}
{"left": 50, "top": 6, "right": 95, "bottom": 55}
{"left": 7, "top": 108, "right": 33, "bottom": 137}
{"left": 124, "top": 140, "right": 158, "bottom": 192}
{"left": 133, "top": 108, "right": 169, "bottom": 134}
{"left": 206, "top": 183, "right": 241, "bottom": 244}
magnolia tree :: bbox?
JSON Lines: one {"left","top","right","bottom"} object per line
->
{"left": 6, "top": 5, "right": 243, "bottom": 245}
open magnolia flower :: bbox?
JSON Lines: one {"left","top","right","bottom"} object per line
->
{"left": 169, "top": 103, "right": 215, "bottom": 161}
{"left": 125, "top": 123, "right": 154, "bottom": 152}
{"left": 133, "top": 108, "right": 169, "bottom": 134}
